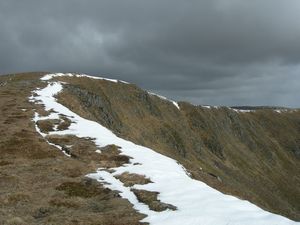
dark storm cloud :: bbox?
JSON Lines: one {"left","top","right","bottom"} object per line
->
{"left": 1, "top": 0, "right": 300, "bottom": 107}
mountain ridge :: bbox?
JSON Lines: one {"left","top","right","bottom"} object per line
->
{"left": 0, "top": 72, "right": 299, "bottom": 224}
{"left": 52, "top": 72, "right": 300, "bottom": 220}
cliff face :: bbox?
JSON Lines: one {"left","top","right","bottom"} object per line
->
{"left": 55, "top": 75, "right": 300, "bottom": 220}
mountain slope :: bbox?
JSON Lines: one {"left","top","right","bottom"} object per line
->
{"left": 54, "top": 73, "right": 300, "bottom": 220}
{"left": 0, "top": 72, "right": 299, "bottom": 224}
{"left": 0, "top": 73, "right": 146, "bottom": 225}
{"left": 31, "top": 74, "right": 298, "bottom": 225}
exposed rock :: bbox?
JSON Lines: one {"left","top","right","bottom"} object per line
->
{"left": 63, "top": 84, "right": 123, "bottom": 133}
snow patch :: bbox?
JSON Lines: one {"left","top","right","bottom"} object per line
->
{"left": 31, "top": 97, "right": 70, "bottom": 157}
{"left": 41, "top": 72, "right": 129, "bottom": 84}
{"left": 148, "top": 92, "right": 180, "bottom": 110}
{"left": 274, "top": 109, "right": 289, "bottom": 113}
{"left": 200, "top": 105, "right": 221, "bottom": 109}
{"left": 231, "top": 108, "right": 253, "bottom": 113}
{"left": 201, "top": 105, "right": 212, "bottom": 109}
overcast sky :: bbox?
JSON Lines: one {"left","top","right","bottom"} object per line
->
{"left": 1, "top": 0, "right": 300, "bottom": 107}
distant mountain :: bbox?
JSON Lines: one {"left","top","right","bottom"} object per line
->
{"left": 0, "top": 72, "right": 299, "bottom": 225}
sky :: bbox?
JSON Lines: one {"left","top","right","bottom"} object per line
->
{"left": 0, "top": 0, "right": 300, "bottom": 107}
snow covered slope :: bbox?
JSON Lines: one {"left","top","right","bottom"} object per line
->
{"left": 31, "top": 74, "right": 299, "bottom": 225}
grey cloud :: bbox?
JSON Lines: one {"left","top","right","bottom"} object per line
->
{"left": 0, "top": 0, "right": 299, "bottom": 107}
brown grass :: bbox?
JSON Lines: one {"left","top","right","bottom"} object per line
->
{"left": 56, "top": 179, "right": 111, "bottom": 198}
{"left": 6, "top": 217, "right": 25, "bottom": 225}
{"left": 0, "top": 73, "right": 147, "bottom": 225}
{"left": 36, "top": 119, "right": 59, "bottom": 133}
{"left": 0, "top": 160, "right": 12, "bottom": 166}
{"left": 49, "top": 197, "right": 81, "bottom": 209}
{"left": 7, "top": 193, "right": 30, "bottom": 204}
{"left": 115, "top": 172, "right": 152, "bottom": 187}
{"left": 57, "top": 116, "right": 72, "bottom": 130}
{"left": 131, "top": 189, "right": 177, "bottom": 212}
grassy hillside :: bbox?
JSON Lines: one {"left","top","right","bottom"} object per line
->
{"left": 54, "top": 75, "right": 300, "bottom": 220}
{"left": 0, "top": 73, "right": 146, "bottom": 225}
